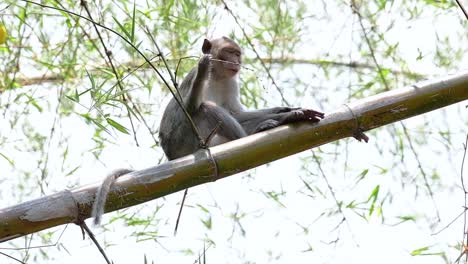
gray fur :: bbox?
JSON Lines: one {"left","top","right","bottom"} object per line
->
{"left": 92, "top": 168, "right": 133, "bottom": 225}
{"left": 159, "top": 37, "right": 323, "bottom": 160}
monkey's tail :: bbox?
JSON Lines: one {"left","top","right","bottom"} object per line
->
{"left": 92, "top": 169, "right": 133, "bottom": 225}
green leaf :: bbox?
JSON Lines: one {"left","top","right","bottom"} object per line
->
{"left": 397, "top": 215, "right": 417, "bottom": 222}
{"left": 85, "top": 69, "right": 96, "bottom": 90}
{"left": 355, "top": 169, "right": 369, "bottom": 185}
{"left": 201, "top": 216, "right": 212, "bottom": 229}
{"left": 113, "top": 16, "right": 132, "bottom": 42}
{"left": 106, "top": 118, "right": 130, "bottom": 134}
{"left": 410, "top": 246, "right": 444, "bottom": 256}
{"left": 411, "top": 246, "right": 430, "bottom": 256}
{"left": 0, "top": 152, "right": 14, "bottom": 166}
{"left": 367, "top": 185, "right": 380, "bottom": 216}
{"left": 81, "top": 113, "right": 109, "bottom": 134}
{"left": 197, "top": 204, "right": 210, "bottom": 213}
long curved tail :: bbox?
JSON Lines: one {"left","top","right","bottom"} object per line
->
{"left": 92, "top": 169, "right": 133, "bottom": 225}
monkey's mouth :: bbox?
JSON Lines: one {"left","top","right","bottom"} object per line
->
{"left": 226, "top": 64, "right": 240, "bottom": 74}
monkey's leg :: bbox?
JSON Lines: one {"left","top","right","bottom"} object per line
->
{"left": 236, "top": 108, "right": 324, "bottom": 134}
{"left": 198, "top": 102, "right": 247, "bottom": 143}
{"left": 249, "top": 110, "right": 368, "bottom": 142}
{"left": 243, "top": 107, "right": 301, "bottom": 115}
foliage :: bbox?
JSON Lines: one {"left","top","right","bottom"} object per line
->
{"left": 0, "top": 0, "right": 466, "bottom": 263}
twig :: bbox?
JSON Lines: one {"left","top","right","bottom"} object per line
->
{"left": 0, "top": 252, "right": 25, "bottom": 264}
{"left": 19, "top": 0, "right": 203, "bottom": 145}
{"left": 431, "top": 207, "right": 467, "bottom": 235}
{"left": 193, "top": 242, "right": 213, "bottom": 264}
{"left": 144, "top": 26, "right": 185, "bottom": 106}
{"left": 80, "top": 0, "right": 139, "bottom": 146}
{"left": 175, "top": 56, "right": 198, "bottom": 86}
{"left": 401, "top": 125, "right": 441, "bottom": 222}
{"left": 79, "top": 222, "right": 112, "bottom": 264}
{"left": 460, "top": 133, "right": 468, "bottom": 263}
{"left": 220, "top": 0, "right": 290, "bottom": 106}
{"left": 5, "top": 58, "right": 426, "bottom": 89}
{"left": 311, "top": 151, "right": 347, "bottom": 222}
{"left": 351, "top": 0, "right": 441, "bottom": 222}
{"left": 311, "top": 151, "right": 358, "bottom": 247}
{"left": 454, "top": 0, "right": 468, "bottom": 20}
{"left": 461, "top": 133, "right": 468, "bottom": 193}
{"left": 174, "top": 122, "right": 222, "bottom": 235}
{"left": 350, "top": 0, "right": 390, "bottom": 91}
{"left": 174, "top": 188, "right": 189, "bottom": 236}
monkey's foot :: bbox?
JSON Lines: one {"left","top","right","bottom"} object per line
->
{"left": 289, "top": 108, "right": 325, "bottom": 123}
{"left": 255, "top": 119, "right": 280, "bottom": 132}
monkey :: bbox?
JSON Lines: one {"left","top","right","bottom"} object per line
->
{"left": 92, "top": 37, "right": 324, "bottom": 225}
{"left": 159, "top": 36, "right": 324, "bottom": 160}
{"left": 159, "top": 36, "right": 324, "bottom": 235}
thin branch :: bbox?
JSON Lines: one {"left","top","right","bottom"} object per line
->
{"left": 220, "top": 0, "right": 290, "bottom": 106}
{"left": 461, "top": 133, "right": 468, "bottom": 193}
{"left": 19, "top": 0, "right": 203, "bottom": 145}
{"left": 431, "top": 207, "right": 467, "bottom": 235}
{"left": 144, "top": 26, "right": 184, "bottom": 103}
{"left": 311, "top": 151, "right": 355, "bottom": 239}
{"left": 80, "top": 0, "right": 139, "bottom": 146}
{"left": 351, "top": 0, "right": 440, "bottom": 222}
{"left": 3, "top": 57, "right": 426, "bottom": 90}
{"left": 0, "top": 252, "right": 25, "bottom": 264}
{"left": 454, "top": 0, "right": 468, "bottom": 20}
{"left": 174, "top": 122, "right": 222, "bottom": 235}
{"left": 462, "top": 133, "right": 468, "bottom": 261}
{"left": 402, "top": 125, "right": 441, "bottom": 222}
{"left": 174, "top": 188, "right": 188, "bottom": 236}
{"left": 350, "top": 0, "right": 390, "bottom": 91}
{"left": 80, "top": 222, "right": 112, "bottom": 264}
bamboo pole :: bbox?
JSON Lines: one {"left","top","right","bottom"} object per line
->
{"left": 0, "top": 71, "right": 467, "bottom": 242}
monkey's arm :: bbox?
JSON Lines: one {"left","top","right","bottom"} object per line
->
{"left": 185, "top": 55, "right": 211, "bottom": 112}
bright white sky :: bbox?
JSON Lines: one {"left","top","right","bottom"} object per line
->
{"left": 0, "top": 1, "right": 467, "bottom": 264}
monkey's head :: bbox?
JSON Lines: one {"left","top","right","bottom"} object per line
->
{"left": 202, "top": 37, "right": 242, "bottom": 80}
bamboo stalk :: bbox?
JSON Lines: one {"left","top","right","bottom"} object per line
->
{"left": 0, "top": 71, "right": 467, "bottom": 242}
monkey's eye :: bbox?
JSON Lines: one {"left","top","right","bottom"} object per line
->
{"left": 225, "top": 48, "right": 241, "bottom": 56}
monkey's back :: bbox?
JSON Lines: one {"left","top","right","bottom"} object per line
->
{"left": 159, "top": 99, "right": 200, "bottom": 160}
{"left": 159, "top": 69, "right": 200, "bottom": 160}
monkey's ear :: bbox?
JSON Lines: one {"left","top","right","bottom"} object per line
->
{"left": 202, "top": 39, "right": 212, "bottom": 54}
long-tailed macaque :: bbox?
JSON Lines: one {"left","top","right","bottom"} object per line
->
{"left": 92, "top": 37, "right": 324, "bottom": 225}
{"left": 159, "top": 37, "right": 324, "bottom": 160}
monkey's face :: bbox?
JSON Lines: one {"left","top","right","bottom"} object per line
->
{"left": 203, "top": 37, "right": 242, "bottom": 80}
{"left": 209, "top": 44, "right": 241, "bottom": 80}
{"left": 217, "top": 46, "right": 242, "bottom": 77}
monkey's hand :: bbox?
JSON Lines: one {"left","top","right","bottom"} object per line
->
{"left": 197, "top": 54, "right": 212, "bottom": 77}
